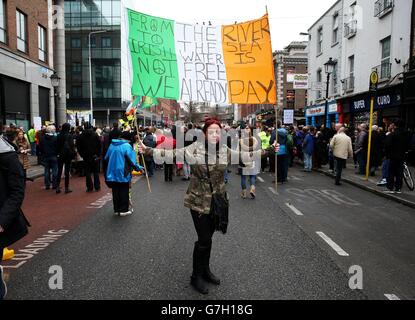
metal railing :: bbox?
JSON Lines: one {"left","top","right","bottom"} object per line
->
{"left": 374, "top": 0, "right": 394, "bottom": 18}
{"left": 342, "top": 76, "right": 355, "bottom": 92}
{"left": 344, "top": 20, "right": 357, "bottom": 38}
{"left": 373, "top": 62, "right": 392, "bottom": 80}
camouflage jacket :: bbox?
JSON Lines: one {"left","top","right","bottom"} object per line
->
{"left": 151, "top": 141, "right": 262, "bottom": 215}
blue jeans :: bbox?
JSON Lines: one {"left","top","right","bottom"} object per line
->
{"left": 356, "top": 151, "right": 366, "bottom": 174}
{"left": 241, "top": 175, "right": 256, "bottom": 190}
{"left": 304, "top": 153, "right": 313, "bottom": 171}
{"left": 30, "top": 142, "right": 36, "bottom": 156}
{"left": 183, "top": 162, "right": 191, "bottom": 179}
{"left": 382, "top": 159, "right": 390, "bottom": 179}
{"left": 145, "top": 160, "right": 155, "bottom": 177}
{"left": 44, "top": 156, "right": 58, "bottom": 188}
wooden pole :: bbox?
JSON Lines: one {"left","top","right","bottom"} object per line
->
{"left": 133, "top": 103, "right": 152, "bottom": 193}
{"left": 274, "top": 106, "right": 278, "bottom": 193}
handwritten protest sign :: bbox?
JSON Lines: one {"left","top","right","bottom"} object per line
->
{"left": 127, "top": 9, "right": 276, "bottom": 105}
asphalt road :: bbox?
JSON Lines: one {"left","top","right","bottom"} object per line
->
{"left": 5, "top": 164, "right": 414, "bottom": 300}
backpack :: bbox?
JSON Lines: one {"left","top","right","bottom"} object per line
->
{"left": 63, "top": 134, "right": 76, "bottom": 159}
{"left": 286, "top": 134, "right": 294, "bottom": 151}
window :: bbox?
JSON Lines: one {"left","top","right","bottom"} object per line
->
{"left": 72, "top": 62, "right": 81, "bottom": 74}
{"left": 332, "top": 13, "right": 339, "bottom": 44}
{"left": 102, "top": 37, "right": 111, "bottom": 48}
{"left": 16, "top": 10, "right": 27, "bottom": 52}
{"left": 71, "top": 37, "right": 81, "bottom": 48}
{"left": 0, "top": 0, "right": 6, "bottom": 43}
{"left": 346, "top": 55, "right": 355, "bottom": 91}
{"left": 349, "top": 55, "right": 355, "bottom": 76}
{"left": 38, "top": 25, "right": 47, "bottom": 62}
{"left": 381, "top": 36, "right": 391, "bottom": 79}
{"left": 317, "top": 27, "right": 323, "bottom": 54}
{"left": 332, "top": 62, "right": 338, "bottom": 94}
{"left": 103, "top": 87, "right": 113, "bottom": 98}
{"left": 350, "top": 3, "right": 357, "bottom": 20}
{"left": 375, "top": 0, "right": 394, "bottom": 18}
{"left": 72, "top": 86, "right": 82, "bottom": 98}
{"left": 317, "top": 69, "right": 322, "bottom": 99}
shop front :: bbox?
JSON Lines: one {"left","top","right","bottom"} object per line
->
{"left": 340, "top": 84, "right": 404, "bottom": 130}
{"left": 305, "top": 100, "right": 341, "bottom": 128}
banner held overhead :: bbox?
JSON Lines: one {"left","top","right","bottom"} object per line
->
{"left": 127, "top": 9, "right": 276, "bottom": 105}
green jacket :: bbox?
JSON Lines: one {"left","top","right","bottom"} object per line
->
{"left": 28, "top": 129, "right": 36, "bottom": 143}
{"left": 258, "top": 131, "right": 271, "bottom": 150}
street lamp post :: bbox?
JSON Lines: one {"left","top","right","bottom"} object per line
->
{"left": 89, "top": 30, "right": 107, "bottom": 125}
{"left": 324, "top": 57, "right": 336, "bottom": 128}
{"left": 50, "top": 72, "right": 61, "bottom": 126}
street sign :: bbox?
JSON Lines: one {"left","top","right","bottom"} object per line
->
{"left": 369, "top": 71, "right": 379, "bottom": 92}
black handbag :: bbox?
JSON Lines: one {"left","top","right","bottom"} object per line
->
{"left": 205, "top": 156, "right": 229, "bottom": 234}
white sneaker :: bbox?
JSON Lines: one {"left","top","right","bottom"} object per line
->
{"left": 114, "top": 212, "right": 120, "bottom": 216}
{"left": 119, "top": 211, "right": 133, "bottom": 217}
{"left": 0, "top": 266, "right": 7, "bottom": 300}
{"left": 377, "top": 179, "right": 387, "bottom": 186}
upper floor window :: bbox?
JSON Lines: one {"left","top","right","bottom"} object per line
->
{"left": 71, "top": 37, "right": 81, "bottom": 48}
{"left": 380, "top": 36, "right": 391, "bottom": 79}
{"left": 0, "top": 0, "right": 6, "bottom": 44}
{"left": 332, "top": 13, "right": 339, "bottom": 45}
{"left": 38, "top": 25, "right": 47, "bottom": 62}
{"left": 375, "top": 0, "right": 394, "bottom": 18}
{"left": 317, "top": 27, "right": 323, "bottom": 54}
{"left": 16, "top": 10, "right": 27, "bottom": 53}
{"left": 317, "top": 69, "right": 322, "bottom": 99}
{"left": 102, "top": 37, "right": 111, "bottom": 48}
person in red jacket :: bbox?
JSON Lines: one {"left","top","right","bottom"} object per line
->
{"left": 159, "top": 126, "right": 176, "bottom": 182}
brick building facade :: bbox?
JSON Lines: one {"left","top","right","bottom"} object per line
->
{"left": 0, "top": 0, "right": 55, "bottom": 129}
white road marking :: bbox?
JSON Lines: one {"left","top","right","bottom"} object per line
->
{"left": 316, "top": 232, "right": 350, "bottom": 257}
{"left": 268, "top": 187, "right": 279, "bottom": 196}
{"left": 285, "top": 203, "right": 304, "bottom": 216}
{"left": 384, "top": 294, "right": 400, "bottom": 300}
{"left": 257, "top": 176, "right": 264, "bottom": 183}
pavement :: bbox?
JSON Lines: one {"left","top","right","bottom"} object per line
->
{"left": 3, "top": 164, "right": 415, "bottom": 300}
{"left": 314, "top": 161, "right": 415, "bottom": 209}
{"left": 27, "top": 156, "right": 44, "bottom": 180}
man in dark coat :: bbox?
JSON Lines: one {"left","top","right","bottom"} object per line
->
{"left": 77, "top": 123, "right": 101, "bottom": 192}
{"left": 56, "top": 123, "right": 76, "bottom": 194}
{"left": 0, "top": 130, "right": 29, "bottom": 300}
{"left": 143, "top": 128, "right": 157, "bottom": 177}
{"left": 355, "top": 124, "right": 369, "bottom": 174}
{"left": 384, "top": 120, "right": 410, "bottom": 194}
{"left": 369, "top": 125, "right": 383, "bottom": 176}
{"left": 39, "top": 126, "right": 59, "bottom": 190}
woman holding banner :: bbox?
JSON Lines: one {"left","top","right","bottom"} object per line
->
{"left": 139, "top": 118, "right": 279, "bottom": 295}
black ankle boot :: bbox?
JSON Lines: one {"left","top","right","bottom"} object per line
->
{"left": 190, "top": 242, "right": 209, "bottom": 294}
{"left": 191, "top": 274, "right": 208, "bottom": 295}
{"left": 203, "top": 242, "right": 220, "bottom": 285}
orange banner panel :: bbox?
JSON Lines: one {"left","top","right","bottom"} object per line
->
{"left": 222, "top": 15, "right": 276, "bottom": 105}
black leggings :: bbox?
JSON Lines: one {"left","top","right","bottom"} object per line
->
{"left": 164, "top": 164, "right": 173, "bottom": 181}
{"left": 111, "top": 182, "right": 130, "bottom": 213}
{"left": 57, "top": 158, "right": 72, "bottom": 189}
{"left": 191, "top": 210, "right": 215, "bottom": 247}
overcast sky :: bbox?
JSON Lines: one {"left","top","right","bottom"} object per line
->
{"left": 123, "top": 0, "right": 337, "bottom": 50}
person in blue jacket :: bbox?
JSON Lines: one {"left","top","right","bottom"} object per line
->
{"left": 303, "top": 127, "right": 316, "bottom": 172}
{"left": 270, "top": 121, "right": 289, "bottom": 183}
{"left": 105, "top": 131, "right": 144, "bottom": 217}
